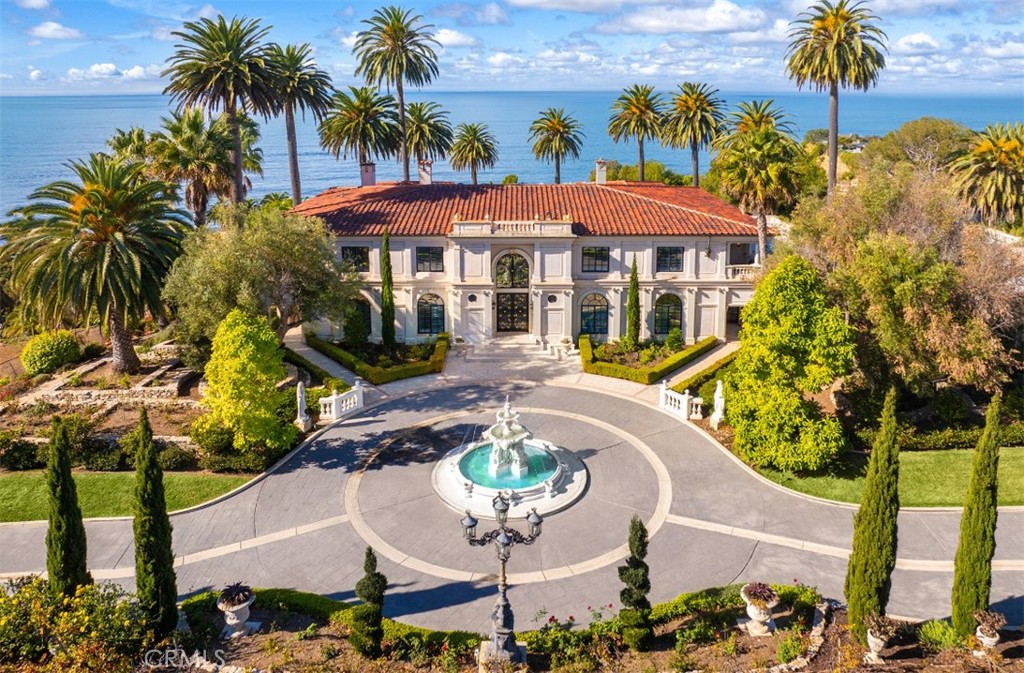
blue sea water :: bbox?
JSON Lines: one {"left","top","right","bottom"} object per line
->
{"left": 1, "top": 90, "right": 1021, "bottom": 215}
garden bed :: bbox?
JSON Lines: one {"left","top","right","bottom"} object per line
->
{"left": 579, "top": 334, "right": 719, "bottom": 385}
{"left": 305, "top": 333, "right": 450, "bottom": 385}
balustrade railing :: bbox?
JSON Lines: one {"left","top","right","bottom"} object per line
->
{"left": 319, "top": 380, "right": 365, "bottom": 422}
{"left": 658, "top": 381, "right": 703, "bottom": 421}
{"left": 726, "top": 264, "right": 759, "bottom": 280}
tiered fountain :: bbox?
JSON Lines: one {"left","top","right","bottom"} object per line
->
{"left": 431, "top": 398, "right": 588, "bottom": 518}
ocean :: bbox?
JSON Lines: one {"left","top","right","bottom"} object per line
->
{"left": 1, "top": 90, "right": 1021, "bottom": 215}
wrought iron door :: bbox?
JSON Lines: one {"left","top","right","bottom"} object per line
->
{"left": 496, "top": 293, "right": 529, "bottom": 332}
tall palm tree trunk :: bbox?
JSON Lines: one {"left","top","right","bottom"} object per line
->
{"left": 109, "top": 315, "right": 141, "bottom": 374}
{"left": 226, "top": 98, "right": 244, "bottom": 204}
{"left": 756, "top": 209, "right": 768, "bottom": 267}
{"left": 828, "top": 81, "right": 839, "bottom": 197}
{"left": 555, "top": 155, "right": 561, "bottom": 184}
{"left": 397, "top": 80, "right": 409, "bottom": 182}
{"left": 690, "top": 140, "right": 700, "bottom": 188}
{"left": 285, "top": 103, "right": 302, "bottom": 204}
{"left": 638, "top": 138, "right": 645, "bottom": 182}
{"left": 190, "top": 191, "right": 208, "bottom": 228}
{"left": 471, "top": 165, "right": 478, "bottom": 185}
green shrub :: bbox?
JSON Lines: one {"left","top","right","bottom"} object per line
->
{"left": 349, "top": 603, "right": 384, "bottom": 658}
{"left": 579, "top": 335, "right": 719, "bottom": 385}
{"left": 664, "top": 328, "right": 683, "bottom": 351}
{"left": 776, "top": 630, "right": 805, "bottom": 663}
{"left": 20, "top": 330, "right": 81, "bottom": 376}
{"left": 918, "top": 620, "right": 961, "bottom": 652}
{"left": 199, "top": 449, "right": 270, "bottom": 473}
{"left": 305, "top": 333, "right": 450, "bottom": 385}
{"left": 670, "top": 344, "right": 736, "bottom": 395}
{"left": 44, "top": 412, "right": 98, "bottom": 467}
{"left": 81, "top": 342, "right": 106, "bottom": 361}
{"left": 932, "top": 388, "right": 972, "bottom": 426}
{"left": 157, "top": 444, "right": 198, "bottom": 471}
{"left": 854, "top": 422, "right": 1024, "bottom": 451}
{"left": 0, "top": 432, "right": 41, "bottom": 471}
{"left": 81, "top": 440, "right": 127, "bottom": 471}
{"left": 189, "top": 417, "right": 234, "bottom": 455}
{"left": 650, "top": 584, "right": 743, "bottom": 625}
{"left": 675, "top": 617, "right": 720, "bottom": 647}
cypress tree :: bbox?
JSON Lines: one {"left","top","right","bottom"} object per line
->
{"left": 45, "top": 416, "right": 91, "bottom": 597}
{"left": 380, "top": 228, "right": 396, "bottom": 353}
{"left": 351, "top": 546, "right": 387, "bottom": 658}
{"left": 132, "top": 408, "right": 178, "bottom": 636}
{"left": 844, "top": 387, "right": 900, "bottom": 641}
{"left": 618, "top": 515, "right": 652, "bottom": 650}
{"left": 625, "top": 254, "right": 640, "bottom": 350}
{"left": 951, "top": 393, "right": 1002, "bottom": 637}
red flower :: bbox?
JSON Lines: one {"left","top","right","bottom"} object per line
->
{"left": 568, "top": 615, "right": 575, "bottom": 622}
{"left": 548, "top": 615, "right": 556, "bottom": 623}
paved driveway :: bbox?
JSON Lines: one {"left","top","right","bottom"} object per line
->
{"left": 1, "top": 381, "right": 1021, "bottom": 632}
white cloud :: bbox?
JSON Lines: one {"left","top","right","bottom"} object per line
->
{"left": 870, "top": 0, "right": 960, "bottom": 14}
{"left": 536, "top": 48, "right": 600, "bottom": 64}
{"left": 436, "top": 28, "right": 478, "bottom": 48}
{"left": 66, "top": 63, "right": 119, "bottom": 80}
{"left": 0, "top": 73, "right": 13, "bottom": 80}
{"left": 122, "top": 64, "right": 163, "bottom": 80}
{"left": 487, "top": 52, "right": 526, "bottom": 67}
{"left": 893, "top": 32, "right": 941, "bottom": 55}
{"left": 333, "top": 29, "right": 360, "bottom": 49}
{"left": 26, "top": 21, "right": 85, "bottom": 40}
{"left": 597, "top": 0, "right": 766, "bottom": 35}
{"left": 63, "top": 63, "right": 163, "bottom": 83}
{"left": 729, "top": 18, "right": 790, "bottom": 44}
{"left": 982, "top": 40, "right": 1024, "bottom": 59}
{"left": 506, "top": 0, "right": 635, "bottom": 10}
{"left": 151, "top": 24, "right": 176, "bottom": 41}
{"left": 476, "top": 3, "right": 509, "bottom": 24}
{"left": 191, "top": 3, "right": 219, "bottom": 19}
{"left": 28, "top": 66, "right": 45, "bottom": 81}
{"left": 14, "top": 0, "right": 50, "bottom": 8}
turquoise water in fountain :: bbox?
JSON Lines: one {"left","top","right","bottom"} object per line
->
{"left": 458, "top": 443, "right": 558, "bottom": 490}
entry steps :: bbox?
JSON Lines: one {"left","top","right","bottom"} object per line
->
{"left": 463, "top": 334, "right": 575, "bottom": 363}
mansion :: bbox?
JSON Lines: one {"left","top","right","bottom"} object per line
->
{"left": 294, "top": 168, "right": 767, "bottom": 347}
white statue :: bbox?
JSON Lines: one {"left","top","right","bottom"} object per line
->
{"left": 710, "top": 380, "right": 726, "bottom": 430}
{"left": 294, "top": 381, "right": 312, "bottom": 431}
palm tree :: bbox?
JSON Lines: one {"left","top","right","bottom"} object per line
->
{"left": 405, "top": 101, "right": 453, "bottom": 167}
{"left": 608, "top": 84, "right": 665, "bottom": 182}
{"left": 950, "top": 122, "right": 1024, "bottom": 225}
{"left": 714, "top": 127, "right": 800, "bottom": 265}
{"left": 107, "top": 127, "right": 150, "bottom": 164}
{"left": 267, "top": 43, "right": 333, "bottom": 205}
{"left": 450, "top": 123, "right": 498, "bottom": 185}
{"left": 353, "top": 6, "right": 440, "bottom": 183}
{"left": 786, "top": 0, "right": 887, "bottom": 195}
{"left": 715, "top": 100, "right": 795, "bottom": 154}
{"left": 260, "top": 192, "right": 293, "bottom": 210}
{"left": 162, "top": 15, "right": 279, "bottom": 204}
{"left": 147, "top": 108, "right": 232, "bottom": 228}
{"left": 529, "top": 108, "right": 585, "bottom": 184}
{"left": 661, "top": 82, "right": 725, "bottom": 188}
{"left": 0, "top": 155, "right": 191, "bottom": 373}
{"left": 318, "top": 86, "right": 401, "bottom": 166}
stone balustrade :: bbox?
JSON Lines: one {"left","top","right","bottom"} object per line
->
{"left": 318, "top": 380, "right": 365, "bottom": 422}
{"left": 658, "top": 381, "right": 704, "bottom": 422}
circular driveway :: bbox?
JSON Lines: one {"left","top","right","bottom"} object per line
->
{"left": 1, "top": 381, "right": 1021, "bottom": 632}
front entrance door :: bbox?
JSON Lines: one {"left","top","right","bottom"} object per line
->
{"left": 496, "top": 293, "right": 529, "bottom": 332}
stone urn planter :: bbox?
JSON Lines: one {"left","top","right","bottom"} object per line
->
{"left": 973, "top": 610, "right": 1005, "bottom": 652}
{"left": 863, "top": 615, "right": 897, "bottom": 665}
{"left": 740, "top": 582, "right": 779, "bottom": 636}
{"left": 217, "top": 583, "right": 256, "bottom": 639}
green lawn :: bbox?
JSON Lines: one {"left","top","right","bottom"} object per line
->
{"left": 0, "top": 471, "right": 251, "bottom": 522}
{"left": 759, "top": 447, "right": 1024, "bottom": 507}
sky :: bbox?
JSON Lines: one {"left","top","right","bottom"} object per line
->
{"left": 0, "top": 0, "right": 1022, "bottom": 96}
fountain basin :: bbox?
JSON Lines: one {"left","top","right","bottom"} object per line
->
{"left": 432, "top": 438, "right": 588, "bottom": 519}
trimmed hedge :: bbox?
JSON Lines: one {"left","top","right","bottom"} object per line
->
{"left": 305, "top": 333, "right": 450, "bottom": 386}
{"left": 671, "top": 350, "right": 738, "bottom": 395}
{"left": 579, "top": 335, "right": 719, "bottom": 385}
{"left": 854, "top": 421, "right": 1024, "bottom": 452}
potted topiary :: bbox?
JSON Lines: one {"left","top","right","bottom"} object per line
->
{"left": 740, "top": 582, "right": 779, "bottom": 636}
{"left": 217, "top": 582, "right": 255, "bottom": 638}
{"left": 974, "top": 610, "right": 1005, "bottom": 649}
{"left": 863, "top": 614, "right": 898, "bottom": 664}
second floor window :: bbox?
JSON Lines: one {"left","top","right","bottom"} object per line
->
{"left": 340, "top": 246, "right": 370, "bottom": 272}
{"left": 581, "top": 247, "right": 610, "bottom": 272}
{"left": 729, "top": 242, "right": 757, "bottom": 265}
{"left": 656, "top": 247, "right": 684, "bottom": 272}
{"left": 416, "top": 247, "right": 444, "bottom": 272}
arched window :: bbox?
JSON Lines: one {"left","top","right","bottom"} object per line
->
{"left": 654, "top": 294, "right": 682, "bottom": 335}
{"left": 496, "top": 253, "right": 530, "bottom": 288}
{"left": 417, "top": 294, "right": 445, "bottom": 334}
{"left": 580, "top": 293, "right": 609, "bottom": 335}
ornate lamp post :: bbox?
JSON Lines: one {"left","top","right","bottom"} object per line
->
{"left": 460, "top": 493, "right": 543, "bottom": 664}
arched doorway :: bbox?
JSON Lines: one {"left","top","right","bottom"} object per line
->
{"left": 495, "top": 252, "right": 530, "bottom": 333}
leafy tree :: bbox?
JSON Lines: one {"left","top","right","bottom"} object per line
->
{"left": 405, "top": 101, "right": 454, "bottom": 166}
{"left": 319, "top": 86, "right": 401, "bottom": 167}
{"left": 130, "top": 408, "right": 177, "bottom": 636}
{"left": 608, "top": 84, "right": 665, "bottom": 182}
{"left": 951, "top": 122, "right": 1024, "bottom": 226}
{"left": 951, "top": 394, "right": 1002, "bottom": 637}
{"left": 163, "top": 204, "right": 357, "bottom": 364}
{"left": 786, "top": 0, "right": 887, "bottom": 195}
{"left": 714, "top": 126, "right": 800, "bottom": 264}
{"left": 351, "top": 547, "right": 387, "bottom": 658}
{"left": 618, "top": 515, "right": 652, "bottom": 650}
{"left": 46, "top": 417, "right": 91, "bottom": 598}
{"left": 661, "top": 82, "right": 725, "bottom": 188}
{"left": 529, "top": 107, "right": 585, "bottom": 184}
{"left": 860, "top": 117, "right": 970, "bottom": 174}
{"left": 0, "top": 154, "right": 191, "bottom": 373}
{"left": 198, "top": 309, "right": 297, "bottom": 452}
{"left": 450, "top": 123, "right": 499, "bottom": 185}
{"left": 380, "top": 228, "right": 396, "bottom": 352}
{"left": 845, "top": 388, "right": 900, "bottom": 642}
{"left": 354, "top": 5, "right": 440, "bottom": 183}
{"left": 625, "top": 255, "right": 640, "bottom": 350}
{"left": 727, "top": 256, "right": 854, "bottom": 471}
{"left": 163, "top": 15, "right": 279, "bottom": 204}
{"left": 267, "top": 42, "right": 333, "bottom": 204}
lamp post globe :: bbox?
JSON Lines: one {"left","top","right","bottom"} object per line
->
{"left": 492, "top": 493, "right": 510, "bottom": 527}
{"left": 527, "top": 508, "right": 543, "bottom": 538}
{"left": 461, "top": 511, "right": 478, "bottom": 540}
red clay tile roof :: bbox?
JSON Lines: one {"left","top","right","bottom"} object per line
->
{"left": 292, "top": 182, "right": 759, "bottom": 237}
